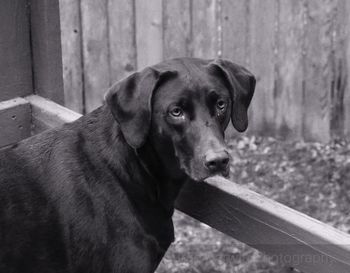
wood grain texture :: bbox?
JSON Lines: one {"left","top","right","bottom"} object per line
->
{"left": 221, "top": 0, "right": 249, "bottom": 65}
{"left": 248, "top": 0, "right": 277, "bottom": 135}
{"left": 345, "top": 0, "right": 350, "bottom": 137}
{"left": 0, "top": 0, "right": 33, "bottom": 101}
{"left": 59, "top": 0, "right": 84, "bottom": 113}
{"left": 30, "top": 0, "right": 64, "bottom": 104}
{"left": 80, "top": 0, "right": 110, "bottom": 112}
{"left": 135, "top": 0, "right": 163, "bottom": 69}
{"left": 274, "top": 0, "right": 304, "bottom": 139}
{"left": 176, "top": 176, "right": 350, "bottom": 273}
{"left": 163, "top": 0, "right": 191, "bottom": 59}
{"left": 192, "top": 0, "right": 218, "bottom": 59}
{"left": 334, "top": 0, "right": 350, "bottom": 138}
{"left": 302, "top": 0, "right": 336, "bottom": 142}
{"left": 108, "top": 0, "right": 137, "bottom": 83}
{"left": 25, "top": 95, "right": 82, "bottom": 135}
{"left": 0, "top": 98, "right": 31, "bottom": 148}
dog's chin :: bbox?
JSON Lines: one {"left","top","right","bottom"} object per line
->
{"left": 179, "top": 161, "right": 230, "bottom": 182}
{"left": 187, "top": 169, "right": 230, "bottom": 182}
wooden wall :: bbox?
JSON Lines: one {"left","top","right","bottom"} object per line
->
{"left": 59, "top": 0, "right": 350, "bottom": 142}
{"left": 0, "top": 0, "right": 33, "bottom": 102}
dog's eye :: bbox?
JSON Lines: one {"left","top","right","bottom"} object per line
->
{"left": 169, "top": 106, "right": 184, "bottom": 118}
{"left": 216, "top": 99, "right": 227, "bottom": 111}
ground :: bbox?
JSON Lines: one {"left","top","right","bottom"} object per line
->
{"left": 157, "top": 135, "right": 350, "bottom": 273}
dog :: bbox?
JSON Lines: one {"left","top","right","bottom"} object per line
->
{"left": 0, "top": 58, "right": 255, "bottom": 273}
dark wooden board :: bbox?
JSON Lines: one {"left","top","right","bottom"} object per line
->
{"left": 0, "top": 0, "right": 33, "bottom": 101}
{"left": 30, "top": 0, "right": 64, "bottom": 104}
{"left": 0, "top": 98, "right": 31, "bottom": 148}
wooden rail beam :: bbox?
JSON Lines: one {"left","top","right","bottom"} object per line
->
{"left": 176, "top": 176, "right": 350, "bottom": 273}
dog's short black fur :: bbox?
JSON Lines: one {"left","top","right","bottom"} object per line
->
{"left": 0, "top": 58, "right": 255, "bottom": 273}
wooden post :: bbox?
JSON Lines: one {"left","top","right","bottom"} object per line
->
{"left": 80, "top": 0, "right": 110, "bottom": 112}
{"left": 248, "top": 0, "right": 277, "bottom": 135}
{"left": 135, "top": 0, "right": 163, "bottom": 69}
{"left": 30, "top": 0, "right": 64, "bottom": 104}
{"left": 59, "top": 0, "right": 84, "bottom": 113}
{"left": 108, "top": 0, "right": 137, "bottom": 83}
{"left": 302, "top": 0, "right": 335, "bottom": 142}
{"left": 163, "top": 0, "right": 192, "bottom": 59}
{"left": 192, "top": 0, "right": 219, "bottom": 59}
{"left": 0, "top": 0, "right": 33, "bottom": 101}
{"left": 274, "top": 0, "right": 304, "bottom": 140}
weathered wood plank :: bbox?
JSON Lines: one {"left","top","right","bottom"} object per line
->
{"left": 163, "top": 0, "right": 191, "bottom": 59}
{"left": 0, "top": 0, "right": 33, "bottom": 101}
{"left": 192, "top": 0, "right": 218, "bottom": 59}
{"left": 59, "top": 0, "right": 84, "bottom": 113}
{"left": 176, "top": 176, "right": 350, "bottom": 273}
{"left": 108, "top": 0, "right": 137, "bottom": 83}
{"left": 221, "top": 0, "right": 249, "bottom": 65}
{"left": 334, "top": 0, "right": 350, "bottom": 138}
{"left": 135, "top": 0, "right": 163, "bottom": 69}
{"left": 0, "top": 98, "right": 31, "bottom": 148}
{"left": 303, "top": 0, "right": 336, "bottom": 142}
{"left": 80, "top": 0, "right": 110, "bottom": 112}
{"left": 274, "top": 0, "right": 304, "bottom": 140}
{"left": 345, "top": 0, "right": 350, "bottom": 137}
{"left": 248, "top": 0, "right": 277, "bottom": 135}
{"left": 25, "top": 95, "right": 82, "bottom": 135}
{"left": 30, "top": 0, "right": 64, "bottom": 104}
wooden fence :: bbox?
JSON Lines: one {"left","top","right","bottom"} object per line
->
{"left": 59, "top": 0, "right": 350, "bottom": 142}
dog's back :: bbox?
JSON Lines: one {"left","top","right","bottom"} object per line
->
{"left": 0, "top": 106, "right": 164, "bottom": 273}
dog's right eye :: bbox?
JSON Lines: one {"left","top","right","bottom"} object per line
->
{"left": 169, "top": 106, "right": 184, "bottom": 118}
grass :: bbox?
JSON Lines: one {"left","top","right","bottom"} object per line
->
{"left": 156, "top": 135, "right": 350, "bottom": 273}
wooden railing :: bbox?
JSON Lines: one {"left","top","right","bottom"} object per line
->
{"left": 1, "top": 95, "right": 350, "bottom": 272}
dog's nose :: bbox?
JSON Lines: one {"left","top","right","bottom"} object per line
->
{"left": 204, "top": 151, "right": 230, "bottom": 173}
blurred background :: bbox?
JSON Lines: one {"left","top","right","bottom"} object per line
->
{"left": 57, "top": 1, "right": 349, "bottom": 272}
{"left": 59, "top": 0, "right": 350, "bottom": 144}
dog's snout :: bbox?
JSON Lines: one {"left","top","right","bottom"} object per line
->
{"left": 204, "top": 150, "right": 230, "bottom": 173}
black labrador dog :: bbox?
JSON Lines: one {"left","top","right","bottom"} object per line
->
{"left": 0, "top": 58, "right": 255, "bottom": 273}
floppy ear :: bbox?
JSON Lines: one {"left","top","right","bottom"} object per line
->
{"left": 208, "top": 59, "right": 256, "bottom": 132}
{"left": 105, "top": 67, "right": 176, "bottom": 148}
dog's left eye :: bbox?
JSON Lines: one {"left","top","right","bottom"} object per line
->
{"left": 216, "top": 99, "right": 227, "bottom": 111}
{"left": 169, "top": 106, "right": 184, "bottom": 118}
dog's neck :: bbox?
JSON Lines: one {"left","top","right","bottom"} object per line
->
{"left": 77, "top": 105, "right": 186, "bottom": 248}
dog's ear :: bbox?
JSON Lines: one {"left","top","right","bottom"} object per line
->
{"left": 207, "top": 59, "right": 256, "bottom": 132}
{"left": 105, "top": 67, "right": 176, "bottom": 148}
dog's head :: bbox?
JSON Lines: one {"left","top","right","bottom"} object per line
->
{"left": 105, "top": 58, "right": 255, "bottom": 181}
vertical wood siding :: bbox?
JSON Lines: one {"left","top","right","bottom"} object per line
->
{"left": 59, "top": 0, "right": 350, "bottom": 142}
